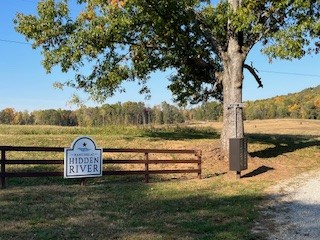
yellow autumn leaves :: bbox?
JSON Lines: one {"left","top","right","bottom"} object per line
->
{"left": 109, "top": 0, "right": 126, "bottom": 8}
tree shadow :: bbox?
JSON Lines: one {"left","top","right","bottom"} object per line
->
{"left": 0, "top": 182, "right": 262, "bottom": 240}
{"left": 247, "top": 134, "right": 320, "bottom": 159}
{"left": 141, "top": 126, "right": 220, "bottom": 140}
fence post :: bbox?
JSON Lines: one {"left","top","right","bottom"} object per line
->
{"left": 1, "top": 148, "right": 6, "bottom": 189}
{"left": 197, "top": 150, "right": 202, "bottom": 179}
{"left": 145, "top": 152, "right": 149, "bottom": 183}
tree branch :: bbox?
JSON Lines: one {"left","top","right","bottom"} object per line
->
{"left": 191, "top": 10, "right": 223, "bottom": 53}
{"left": 243, "top": 63, "right": 263, "bottom": 88}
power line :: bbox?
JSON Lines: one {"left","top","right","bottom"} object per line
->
{"left": 0, "top": 38, "right": 31, "bottom": 45}
{"left": 1, "top": 37, "right": 320, "bottom": 78}
{"left": 15, "top": 0, "right": 38, "bottom": 2}
{"left": 259, "top": 70, "right": 320, "bottom": 78}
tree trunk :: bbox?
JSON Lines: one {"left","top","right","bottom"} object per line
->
{"left": 220, "top": 37, "right": 247, "bottom": 157}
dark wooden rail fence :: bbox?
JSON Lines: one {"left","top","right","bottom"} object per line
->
{"left": 0, "top": 146, "right": 202, "bottom": 188}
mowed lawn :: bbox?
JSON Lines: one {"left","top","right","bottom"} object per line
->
{"left": 0, "top": 119, "right": 319, "bottom": 239}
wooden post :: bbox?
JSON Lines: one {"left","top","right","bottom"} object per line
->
{"left": 145, "top": 152, "right": 149, "bottom": 183}
{"left": 197, "top": 150, "right": 202, "bottom": 179}
{"left": 1, "top": 149, "right": 6, "bottom": 189}
{"left": 80, "top": 178, "right": 86, "bottom": 186}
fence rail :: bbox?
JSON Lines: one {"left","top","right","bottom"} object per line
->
{"left": 0, "top": 146, "right": 202, "bottom": 188}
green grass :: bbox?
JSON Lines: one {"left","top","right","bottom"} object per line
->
{"left": 0, "top": 124, "right": 143, "bottom": 136}
{"left": 0, "top": 121, "right": 319, "bottom": 239}
{"left": 0, "top": 179, "right": 263, "bottom": 240}
{"left": 141, "top": 126, "right": 220, "bottom": 140}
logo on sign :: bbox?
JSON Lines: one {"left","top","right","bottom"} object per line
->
{"left": 64, "top": 136, "right": 103, "bottom": 178}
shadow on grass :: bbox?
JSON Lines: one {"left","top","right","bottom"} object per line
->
{"left": 247, "top": 133, "right": 320, "bottom": 159}
{"left": 4, "top": 164, "right": 132, "bottom": 187}
{"left": 241, "top": 165, "right": 275, "bottom": 178}
{"left": 3, "top": 164, "right": 201, "bottom": 188}
{"left": 0, "top": 181, "right": 261, "bottom": 240}
{"left": 141, "top": 126, "right": 220, "bottom": 140}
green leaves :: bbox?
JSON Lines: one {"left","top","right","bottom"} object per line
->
{"left": 14, "top": 0, "right": 320, "bottom": 105}
{"left": 258, "top": 0, "right": 320, "bottom": 60}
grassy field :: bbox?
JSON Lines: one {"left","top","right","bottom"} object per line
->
{"left": 0, "top": 119, "right": 319, "bottom": 239}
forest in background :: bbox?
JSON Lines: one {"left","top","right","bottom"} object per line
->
{"left": 0, "top": 85, "right": 319, "bottom": 126}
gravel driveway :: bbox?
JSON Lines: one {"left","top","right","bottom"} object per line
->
{"left": 254, "top": 171, "right": 320, "bottom": 239}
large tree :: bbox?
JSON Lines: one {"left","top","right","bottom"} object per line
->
{"left": 15, "top": 0, "right": 320, "bottom": 155}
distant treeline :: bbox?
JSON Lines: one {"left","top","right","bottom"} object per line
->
{"left": 0, "top": 86, "right": 319, "bottom": 126}
{"left": 0, "top": 101, "right": 222, "bottom": 126}
{"left": 244, "top": 86, "right": 320, "bottom": 120}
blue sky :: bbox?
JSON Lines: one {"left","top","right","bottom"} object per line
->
{"left": 1, "top": 0, "right": 320, "bottom": 111}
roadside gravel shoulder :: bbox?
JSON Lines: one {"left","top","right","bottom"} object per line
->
{"left": 253, "top": 170, "right": 320, "bottom": 240}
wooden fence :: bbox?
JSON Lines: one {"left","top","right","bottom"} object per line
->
{"left": 0, "top": 146, "right": 202, "bottom": 188}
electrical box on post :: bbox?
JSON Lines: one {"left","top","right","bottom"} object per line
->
{"left": 229, "top": 138, "right": 248, "bottom": 171}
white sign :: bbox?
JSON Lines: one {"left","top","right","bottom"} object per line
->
{"left": 64, "top": 136, "right": 103, "bottom": 178}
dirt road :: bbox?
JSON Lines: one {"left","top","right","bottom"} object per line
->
{"left": 254, "top": 171, "right": 320, "bottom": 239}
